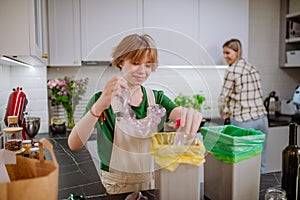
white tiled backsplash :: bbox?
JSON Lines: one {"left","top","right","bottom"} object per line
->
{"left": 0, "top": 64, "right": 48, "bottom": 133}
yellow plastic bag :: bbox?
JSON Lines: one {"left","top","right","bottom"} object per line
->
{"left": 150, "top": 132, "right": 206, "bottom": 171}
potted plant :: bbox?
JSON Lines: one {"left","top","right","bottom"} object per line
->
{"left": 174, "top": 92, "right": 210, "bottom": 127}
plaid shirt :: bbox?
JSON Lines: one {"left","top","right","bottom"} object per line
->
{"left": 218, "top": 58, "right": 267, "bottom": 122}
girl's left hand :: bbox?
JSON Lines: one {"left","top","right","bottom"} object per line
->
{"left": 180, "top": 107, "right": 202, "bottom": 135}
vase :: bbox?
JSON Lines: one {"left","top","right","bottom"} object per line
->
{"left": 66, "top": 111, "right": 75, "bottom": 131}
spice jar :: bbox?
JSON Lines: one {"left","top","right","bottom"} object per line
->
{"left": 4, "top": 127, "right": 23, "bottom": 151}
{"left": 23, "top": 140, "right": 32, "bottom": 157}
{"left": 30, "top": 147, "right": 40, "bottom": 159}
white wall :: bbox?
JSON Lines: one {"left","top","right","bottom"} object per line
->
{"left": 0, "top": 64, "right": 48, "bottom": 133}
{"left": 199, "top": 0, "right": 249, "bottom": 65}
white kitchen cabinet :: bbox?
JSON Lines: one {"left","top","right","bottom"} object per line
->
{"left": 143, "top": 0, "right": 202, "bottom": 65}
{"left": 80, "top": 0, "right": 143, "bottom": 61}
{"left": 279, "top": 0, "right": 300, "bottom": 68}
{"left": 47, "top": 0, "right": 81, "bottom": 66}
{"left": 0, "top": 0, "right": 48, "bottom": 64}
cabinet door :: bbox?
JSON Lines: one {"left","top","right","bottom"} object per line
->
{"left": 143, "top": 0, "right": 201, "bottom": 65}
{"left": 48, "top": 0, "right": 81, "bottom": 66}
{"left": 0, "top": 0, "right": 32, "bottom": 56}
{"left": 81, "top": 0, "right": 143, "bottom": 61}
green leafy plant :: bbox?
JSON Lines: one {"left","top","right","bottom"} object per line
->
{"left": 174, "top": 92, "right": 210, "bottom": 112}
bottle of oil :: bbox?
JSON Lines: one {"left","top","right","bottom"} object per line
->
{"left": 281, "top": 122, "right": 300, "bottom": 200}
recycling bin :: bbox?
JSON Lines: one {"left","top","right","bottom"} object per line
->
{"left": 200, "top": 125, "right": 266, "bottom": 200}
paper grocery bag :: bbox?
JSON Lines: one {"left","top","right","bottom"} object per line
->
{"left": 0, "top": 138, "right": 59, "bottom": 200}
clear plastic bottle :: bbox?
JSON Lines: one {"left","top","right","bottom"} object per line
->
{"left": 264, "top": 187, "right": 287, "bottom": 200}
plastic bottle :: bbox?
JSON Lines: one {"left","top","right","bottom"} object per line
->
{"left": 281, "top": 122, "right": 300, "bottom": 200}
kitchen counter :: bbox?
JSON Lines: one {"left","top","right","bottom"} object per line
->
{"left": 36, "top": 132, "right": 282, "bottom": 200}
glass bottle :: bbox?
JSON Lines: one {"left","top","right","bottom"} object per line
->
{"left": 281, "top": 122, "right": 300, "bottom": 200}
{"left": 265, "top": 187, "right": 287, "bottom": 200}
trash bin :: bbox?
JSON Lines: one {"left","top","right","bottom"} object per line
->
{"left": 200, "top": 125, "right": 266, "bottom": 200}
{"left": 150, "top": 132, "right": 206, "bottom": 200}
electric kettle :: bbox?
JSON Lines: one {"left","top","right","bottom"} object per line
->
{"left": 264, "top": 91, "right": 281, "bottom": 117}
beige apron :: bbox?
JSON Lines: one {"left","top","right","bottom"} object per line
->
{"left": 100, "top": 88, "right": 156, "bottom": 195}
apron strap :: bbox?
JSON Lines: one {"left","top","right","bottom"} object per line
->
{"left": 145, "top": 88, "right": 155, "bottom": 106}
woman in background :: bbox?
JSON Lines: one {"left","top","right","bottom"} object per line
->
{"left": 218, "top": 38, "right": 268, "bottom": 173}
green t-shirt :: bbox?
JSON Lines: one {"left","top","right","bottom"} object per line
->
{"left": 85, "top": 85, "right": 177, "bottom": 171}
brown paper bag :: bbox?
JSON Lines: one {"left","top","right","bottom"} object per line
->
{"left": 0, "top": 138, "right": 59, "bottom": 200}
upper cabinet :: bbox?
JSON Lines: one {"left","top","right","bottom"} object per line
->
{"left": 0, "top": 0, "right": 48, "bottom": 64}
{"left": 47, "top": 0, "right": 81, "bottom": 66}
{"left": 0, "top": 0, "right": 250, "bottom": 66}
{"left": 279, "top": 0, "right": 300, "bottom": 67}
{"left": 81, "top": 0, "right": 248, "bottom": 65}
{"left": 143, "top": 0, "right": 204, "bottom": 65}
{"left": 80, "top": 0, "right": 143, "bottom": 62}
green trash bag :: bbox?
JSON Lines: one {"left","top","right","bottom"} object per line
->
{"left": 200, "top": 125, "right": 266, "bottom": 163}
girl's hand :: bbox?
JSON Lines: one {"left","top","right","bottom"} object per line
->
{"left": 180, "top": 107, "right": 202, "bottom": 135}
{"left": 96, "top": 76, "right": 128, "bottom": 110}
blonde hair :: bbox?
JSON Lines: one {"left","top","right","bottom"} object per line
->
{"left": 111, "top": 34, "right": 158, "bottom": 70}
{"left": 223, "top": 38, "right": 242, "bottom": 60}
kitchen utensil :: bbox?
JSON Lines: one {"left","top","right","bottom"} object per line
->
{"left": 264, "top": 91, "right": 281, "bottom": 117}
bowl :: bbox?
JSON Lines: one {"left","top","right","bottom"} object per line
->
{"left": 25, "top": 117, "right": 40, "bottom": 139}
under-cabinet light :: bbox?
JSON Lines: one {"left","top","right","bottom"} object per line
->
{"left": 1, "top": 56, "right": 33, "bottom": 68}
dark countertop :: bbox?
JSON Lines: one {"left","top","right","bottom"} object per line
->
{"left": 37, "top": 132, "right": 282, "bottom": 200}
{"left": 207, "top": 114, "right": 293, "bottom": 127}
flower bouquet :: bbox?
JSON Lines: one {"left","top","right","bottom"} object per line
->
{"left": 47, "top": 76, "right": 88, "bottom": 130}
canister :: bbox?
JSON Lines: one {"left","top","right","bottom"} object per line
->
{"left": 30, "top": 147, "right": 40, "bottom": 159}
{"left": 3, "top": 127, "right": 23, "bottom": 151}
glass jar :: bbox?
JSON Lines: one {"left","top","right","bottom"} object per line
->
{"left": 23, "top": 140, "right": 32, "bottom": 157}
{"left": 265, "top": 187, "right": 287, "bottom": 200}
{"left": 4, "top": 127, "right": 23, "bottom": 151}
{"left": 30, "top": 147, "right": 40, "bottom": 159}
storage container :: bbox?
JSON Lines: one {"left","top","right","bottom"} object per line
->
{"left": 204, "top": 154, "right": 261, "bottom": 200}
{"left": 287, "top": 51, "right": 300, "bottom": 65}
{"left": 150, "top": 132, "right": 206, "bottom": 200}
{"left": 3, "top": 127, "right": 23, "bottom": 152}
{"left": 200, "top": 125, "right": 266, "bottom": 200}
{"left": 156, "top": 163, "right": 201, "bottom": 200}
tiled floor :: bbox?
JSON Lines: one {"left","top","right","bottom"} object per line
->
{"left": 37, "top": 132, "right": 282, "bottom": 200}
